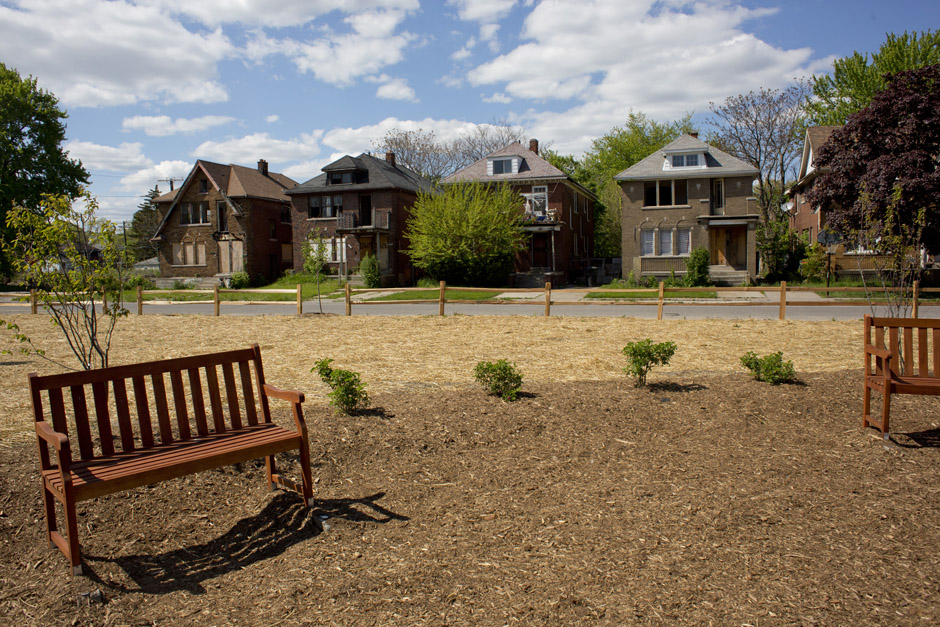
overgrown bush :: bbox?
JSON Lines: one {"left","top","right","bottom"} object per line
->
{"left": 685, "top": 246, "right": 711, "bottom": 286}
{"left": 171, "top": 279, "right": 193, "bottom": 290}
{"left": 740, "top": 351, "right": 796, "bottom": 384}
{"left": 359, "top": 254, "right": 381, "bottom": 288}
{"left": 622, "top": 339, "right": 677, "bottom": 387}
{"left": 313, "top": 358, "right": 370, "bottom": 414}
{"left": 473, "top": 359, "right": 523, "bottom": 401}
{"left": 229, "top": 271, "right": 251, "bottom": 289}
{"left": 798, "top": 244, "right": 827, "bottom": 282}
{"left": 125, "top": 274, "right": 156, "bottom": 290}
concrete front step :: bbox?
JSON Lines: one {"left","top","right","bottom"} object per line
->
{"left": 708, "top": 266, "right": 749, "bottom": 287}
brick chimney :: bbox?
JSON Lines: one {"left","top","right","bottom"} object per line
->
{"left": 385, "top": 151, "right": 396, "bottom": 167}
{"left": 689, "top": 132, "right": 699, "bottom": 139}
{"left": 529, "top": 139, "right": 539, "bottom": 155}
{"left": 258, "top": 159, "right": 268, "bottom": 176}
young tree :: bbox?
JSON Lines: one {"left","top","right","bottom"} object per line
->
{"left": 806, "top": 64, "right": 940, "bottom": 316}
{"left": 124, "top": 186, "right": 162, "bottom": 262}
{"left": 4, "top": 192, "right": 128, "bottom": 370}
{"left": 0, "top": 63, "right": 89, "bottom": 276}
{"left": 806, "top": 30, "right": 940, "bottom": 126}
{"left": 405, "top": 182, "right": 526, "bottom": 286}
{"left": 372, "top": 128, "right": 460, "bottom": 182}
{"left": 302, "top": 226, "right": 330, "bottom": 314}
{"left": 452, "top": 119, "right": 527, "bottom": 169}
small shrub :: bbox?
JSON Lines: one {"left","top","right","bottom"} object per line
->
{"left": 622, "top": 339, "right": 677, "bottom": 387}
{"left": 740, "top": 351, "right": 796, "bottom": 384}
{"left": 416, "top": 276, "right": 439, "bottom": 288}
{"left": 359, "top": 254, "right": 381, "bottom": 288}
{"left": 125, "top": 275, "right": 156, "bottom": 290}
{"left": 798, "top": 244, "right": 827, "bottom": 282}
{"left": 685, "top": 246, "right": 711, "bottom": 286}
{"left": 229, "top": 271, "right": 251, "bottom": 289}
{"left": 312, "top": 357, "right": 370, "bottom": 414}
{"left": 474, "top": 359, "right": 524, "bottom": 401}
{"left": 171, "top": 279, "right": 193, "bottom": 290}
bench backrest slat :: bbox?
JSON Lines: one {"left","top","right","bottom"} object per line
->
{"left": 935, "top": 328, "right": 940, "bottom": 377}
{"left": 188, "top": 368, "right": 209, "bottom": 437}
{"left": 205, "top": 366, "right": 226, "bottom": 433}
{"left": 239, "top": 360, "right": 258, "bottom": 426}
{"left": 222, "top": 362, "right": 242, "bottom": 430}
{"left": 69, "top": 385, "right": 95, "bottom": 459}
{"left": 29, "top": 347, "right": 271, "bottom": 463}
{"left": 918, "top": 328, "right": 929, "bottom": 376}
{"left": 866, "top": 316, "right": 939, "bottom": 379}
{"left": 903, "top": 328, "right": 914, "bottom": 376}
{"left": 151, "top": 373, "right": 173, "bottom": 444}
{"left": 112, "top": 379, "right": 135, "bottom": 452}
{"left": 169, "top": 370, "right": 192, "bottom": 441}
{"left": 91, "top": 381, "right": 115, "bottom": 457}
{"left": 132, "top": 376, "right": 155, "bottom": 448}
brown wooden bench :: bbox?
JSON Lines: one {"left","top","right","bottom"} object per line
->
{"left": 29, "top": 345, "right": 313, "bottom": 575}
{"left": 864, "top": 315, "right": 940, "bottom": 438}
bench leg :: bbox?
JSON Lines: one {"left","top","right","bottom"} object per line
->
{"left": 298, "top": 443, "right": 314, "bottom": 508}
{"left": 863, "top": 381, "right": 872, "bottom": 429}
{"left": 881, "top": 386, "right": 891, "bottom": 439}
{"left": 40, "top": 482, "right": 58, "bottom": 549}
{"left": 63, "top": 497, "right": 83, "bottom": 575}
{"left": 265, "top": 454, "right": 277, "bottom": 491}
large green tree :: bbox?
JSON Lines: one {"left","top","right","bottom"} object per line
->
{"left": 405, "top": 182, "right": 526, "bottom": 286}
{"left": 0, "top": 63, "right": 88, "bottom": 276}
{"left": 806, "top": 30, "right": 940, "bottom": 125}
{"left": 806, "top": 64, "right": 940, "bottom": 314}
{"left": 124, "top": 186, "right": 162, "bottom": 263}
{"left": 580, "top": 111, "right": 696, "bottom": 257}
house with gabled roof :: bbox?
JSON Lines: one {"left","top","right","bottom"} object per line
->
{"left": 151, "top": 159, "right": 297, "bottom": 284}
{"left": 615, "top": 133, "right": 760, "bottom": 285}
{"left": 442, "top": 139, "right": 596, "bottom": 286}
{"left": 287, "top": 151, "right": 433, "bottom": 286}
{"left": 787, "top": 126, "right": 841, "bottom": 244}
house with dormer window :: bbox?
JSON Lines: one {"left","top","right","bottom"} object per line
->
{"left": 615, "top": 133, "right": 760, "bottom": 285}
{"left": 442, "top": 139, "right": 597, "bottom": 286}
{"left": 287, "top": 152, "right": 433, "bottom": 286}
{"left": 151, "top": 159, "right": 297, "bottom": 285}
{"left": 787, "top": 126, "right": 841, "bottom": 244}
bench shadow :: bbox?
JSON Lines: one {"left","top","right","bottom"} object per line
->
{"left": 86, "top": 491, "right": 408, "bottom": 595}
{"left": 891, "top": 428, "right": 940, "bottom": 449}
{"left": 647, "top": 382, "right": 707, "bottom": 393}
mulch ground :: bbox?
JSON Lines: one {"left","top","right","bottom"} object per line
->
{"left": 2, "top": 370, "right": 939, "bottom": 625}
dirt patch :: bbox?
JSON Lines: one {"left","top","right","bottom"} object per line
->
{"left": 2, "top": 315, "right": 939, "bottom": 624}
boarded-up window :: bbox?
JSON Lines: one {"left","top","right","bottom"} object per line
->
{"left": 658, "top": 229, "right": 673, "bottom": 256}
{"left": 640, "top": 229, "right": 655, "bottom": 256}
{"left": 281, "top": 244, "right": 293, "bottom": 263}
{"left": 677, "top": 228, "right": 691, "bottom": 255}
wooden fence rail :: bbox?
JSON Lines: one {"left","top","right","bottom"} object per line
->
{"left": 345, "top": 280, "right": 940, "bottom": 320}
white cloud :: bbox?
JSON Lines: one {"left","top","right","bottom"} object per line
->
{"left": 122, "top": 115, "right": 236, "bottom": 136}
{"left": 448, "top": 0, "right": 516, "bottom": 23}
{"left": 483, "top": 92, "right": 512, "bottom": 104}
{"left": 192, "top": 132, "right": 324, "bottom": 164}
{"left": 463, "top": 0, "right": 815, "bottom": 154}
{"left": 65, "top": 141, "right": 153, "bottom": 172}
{"left": 321, "top": 116, "right": 496, "bottom": 154}
{"left": 375, "top": 77, "right": 418, "bottom": 101}
{"left": 116, "top": 160, "right": 194, "bottom": 193}
{"left": 282, "top": 10, "right": 417, "bottom": 85}
{"left": 0, "top": 0, "right": 233, "bottom": 107}
{"left": 266, "top": 114, "right": 280, "bottom": 123}
{"left": 149, "top": 0, "right": 419, "bottom": 28}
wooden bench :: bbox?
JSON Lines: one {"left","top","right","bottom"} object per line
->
{"left": 29, "top": 345, "right": 313, "bottom": 575}
{"left": 864, "top": 315, "right": 940, "bottom": 438}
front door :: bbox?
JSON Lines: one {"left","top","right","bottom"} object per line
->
{"left": 710, "top": 228, "right": 728, "bottom": 265}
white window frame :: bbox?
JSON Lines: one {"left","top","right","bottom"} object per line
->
{"left": 640, "top": 229, "right": 655, "bottom": 256}
{"left": 643, "top": 180, "right": 688, "bottom": 208}
{"left": 677, "top": 228, "right": 692, "bottom": 256}
{"left": 658, "top": 229, "right": 673, "bottom": 256}
{"left": 488, "top": 157, "right": 518, "bottom": 175}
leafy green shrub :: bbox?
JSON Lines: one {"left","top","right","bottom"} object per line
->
{"left": 685, "top": 246, "right": 711, "bottom": 286}
{"left": 312, "top": 358, "right": 370, "bottom": 414}
{"left": 622, "top": 339, "right": 677, "bottom": 387}
{"left": 473, "top": 359, "right": 524, "bottom": 401}
{"left": 229, "top": 271, "right": 251, "bottom": 289}
{"left": 740, "top": 351, "right": 796, "bottom": 384}
{"left": 171, "top": 279, "right": 193, "bottom": 290}
{"left": 798, "top": 244, "right": 827, "bottom": 282}
{"left": 359, "top": 254, "right": 381, "bottom": 288}
{"left": 125, "top": 274, "right": 156, "bottom": 290}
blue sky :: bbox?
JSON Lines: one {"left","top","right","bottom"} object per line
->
{"left": 0, "top": 0, "right": 936, "bottom": 223}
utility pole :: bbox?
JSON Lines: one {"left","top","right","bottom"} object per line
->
{"left": 158, "top": 177, "right": 182, "bottom": 191}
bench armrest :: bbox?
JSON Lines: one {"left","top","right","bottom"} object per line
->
{"left": 35, "top": 421, "right": 73, "bottom": 480}
{"left": 262, "top": 384, "right": 305, "bottom": 405}
{"left": 865, "top": 344, "right": 892, "bottom": 360}
{"left": 35, "top": 421, "right": 69, "bottom": 451}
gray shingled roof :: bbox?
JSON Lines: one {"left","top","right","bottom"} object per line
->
{"left": 288, "top": 153, "right": 433, "bottom": 195}
{"left": 614, "top": 134, "right": 758, "bottom": 181}
{"left": 442, "top": 142, "right": 569, "bottom": 183}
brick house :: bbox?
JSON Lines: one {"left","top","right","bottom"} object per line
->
{"left": 787, "top": 126, "right": 841, "bottom": 244}
{"left": 287, "top": 152, "right": 432, "bottom": 286}
{"left": 442, "top": 139, "right": 596, "bottom": 286}
{"left": 615, "top": 134, "right": 760, "bottom": 285}
{"left": 151, "top": 159, "right": 297, "bottom": 285}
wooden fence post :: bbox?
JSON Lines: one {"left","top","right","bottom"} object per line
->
{"left": 345, "top": 283, "right": 352, "bottom": 316}
{"left": 544, "top": 281, "right": 552, "bottom": 317}
{"left": 30, "top": 289, "right": 37, "bottom": 314}
{"left": 657, "top": 281, "right": 665, "bottom": 320}
{"left": 137, "top": 285, "right": 143, "bottom": 315}
{"left": 214, "top": 284, "right": 221, "bottom": 317}
{"left": 912, "top": 279, "right": 920, "bottom": 319}
{"left": 296, "top": 284, "right": 302, "bottom": 316}
{"left": 778, "top": 281, "right": 787, "bottom": 321}
{"left": 439, "top": 281, "right": 446, "bottom": 317}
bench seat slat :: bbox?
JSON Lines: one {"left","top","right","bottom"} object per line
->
{"left": 42, "top": 424, "right": 301, "bottom": 501}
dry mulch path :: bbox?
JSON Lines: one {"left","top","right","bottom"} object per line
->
{"left": 2, "top": 368, "right": 940, "bottom": 625}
